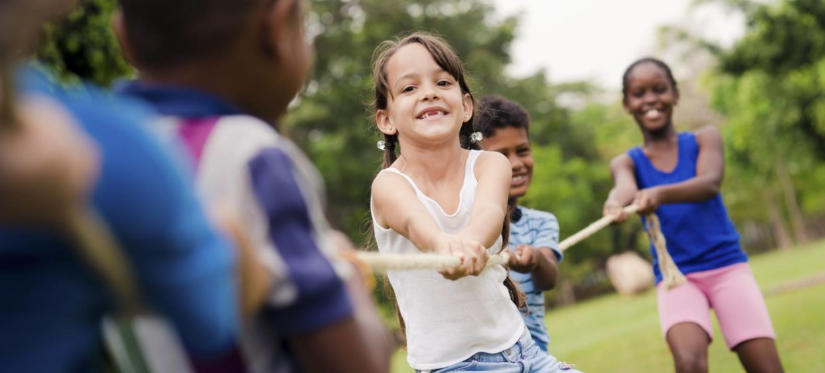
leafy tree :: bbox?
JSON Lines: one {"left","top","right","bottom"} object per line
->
{"left": 659, "top": 0, "right": 825, "bottom": 248}
{"left": 36, "top": 0, "right": 131, "bottom": 86}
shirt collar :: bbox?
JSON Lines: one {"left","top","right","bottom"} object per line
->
{"left": 116, "top": 80, "right": 247, "bottom": 118}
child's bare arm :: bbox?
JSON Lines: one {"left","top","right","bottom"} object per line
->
{"left": 290, "top": 314, "right": 389, "bottom": 373}
{"left": 603, "top": 153, "right": 638, "bottom": 222}
{"left": 459, "top": 151, "right": 511, "bottom": 247}
{"left": 634, "top": 126, "right": 724, "bottom": 214}
{"left": 372, "top": 173, "right": 487, "bottom": 279}
{"left": 0, "top": 97, "right": 99, "bottom": 225}
{"left": 372, "top": 172, "right": 446, "bottom": 252}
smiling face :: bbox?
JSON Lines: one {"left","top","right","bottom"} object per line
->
{"left": 375, "top": 43, "right": 473, "bottom": 147}
{"left": 623, "top": 62, "right": 679, "bottom": 134}
{"left": 481, "top": 126, "right": 533, "bottom": 198}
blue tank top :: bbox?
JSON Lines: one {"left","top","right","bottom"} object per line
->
{"left": 628, "top": 132, "right": 748, "bottom": 283}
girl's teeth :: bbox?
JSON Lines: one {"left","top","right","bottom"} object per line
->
{"left": 420, "top": 111, "right": 445, "bottom": 119}
{"left": 645, "top": 109, "right": 660, "bottom": 118}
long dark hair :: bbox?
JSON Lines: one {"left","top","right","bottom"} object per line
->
{"left": 369, "top": 32, "right": 525, "bottom": 336}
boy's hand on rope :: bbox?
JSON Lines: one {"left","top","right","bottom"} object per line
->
{"left": 434, "top": 233, "right": 489, "bottom": 280}
{"left": 507, "top": 245, "right": 539, "bottom": 273}
{"left": 633, "top": 188, "right": 662, "bottom": 215}
{"left": 603, "top": 200, "right": 629, "bottom": 223}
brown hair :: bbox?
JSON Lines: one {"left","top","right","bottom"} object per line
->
{"left": 369, "top": 32, "right": 525, "bottom": 336}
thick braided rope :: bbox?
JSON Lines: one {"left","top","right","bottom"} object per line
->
{"left": 643, "top": 213, "right": 687, "bottom": 290}
{"left": 355, "top": 204, "right": 687, "bottom": 290}
{"left": 356, "top": 250, "right": 510, "bottom": 273}
{"left": 558, "top": 205, "right": 638, "bottom": 252}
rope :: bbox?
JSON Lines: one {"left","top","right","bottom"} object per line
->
{"left": 354, "top": 204, "right": 686, "bottom": 290}
{"left": 355, "top": 250, "right": 511, "bottom": 273}
{"left": 65, "top": 209, "right": 142, "bottom": 312}
{"left": 558, "top": 205, "right": 638, "bottom": 252}
{"left": 643, "top": 213, "right": 687, "bottom": 290}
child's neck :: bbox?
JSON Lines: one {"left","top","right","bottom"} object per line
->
{"left": 139, "top": 60, "right": 289, "bottom": 124}
{"left": 642, "top": 122, "right": 678, "bottom": 148}
{"left": 396, "top": 139, "right": 465, "bottom": 181}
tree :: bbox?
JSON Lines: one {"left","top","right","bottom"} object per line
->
{"left": 659, "top": 0, "right": 825, "bottom": 248}
{"left": 709, "top": 0, "right": 825, "bottom": 245}
{"left": 290, "top": 0, "right": 557, "bottom": 240}
{"left": 36, "top": 0, "right": 131, "bottom": 86}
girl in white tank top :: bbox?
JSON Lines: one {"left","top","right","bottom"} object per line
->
{"left": 368, "top": 33, "right": 581, "bottom": 373}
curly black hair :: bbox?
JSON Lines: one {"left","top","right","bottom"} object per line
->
{"left": 476, "top": 96, "right": 530, "bottom": 139}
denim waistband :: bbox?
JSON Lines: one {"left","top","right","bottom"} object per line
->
{"left": 417, "top": 328, "right": 533, "bottom": 373}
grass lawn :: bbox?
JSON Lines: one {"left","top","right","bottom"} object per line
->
{"left": 391, "top": 240, "right": 825, "bottom": 372}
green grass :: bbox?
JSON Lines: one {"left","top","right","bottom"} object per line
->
{"left": 391, "top": 240, "right": 825, "bottom": 372}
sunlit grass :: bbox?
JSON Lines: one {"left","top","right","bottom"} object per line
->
{"left": 391, "top": 240, "right": 825, "bottom": 372}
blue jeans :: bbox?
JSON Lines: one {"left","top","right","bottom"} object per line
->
{"left": 416, "top": 329, "right": 581, "bottom": 373}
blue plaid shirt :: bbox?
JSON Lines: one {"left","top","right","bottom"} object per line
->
{"left": 508, "top": 206, "right": 562, "bottom": 352}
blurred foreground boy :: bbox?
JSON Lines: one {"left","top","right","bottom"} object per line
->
{"left": 115, "top": 0, "right": 392, "bottom": 371}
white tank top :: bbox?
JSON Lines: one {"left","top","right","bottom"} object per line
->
{"left": 371, "top": 150, "right": 525, "bottom": 370}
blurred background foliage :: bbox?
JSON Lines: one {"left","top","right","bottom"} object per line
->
{"left": 37, "top": 0, "right": 825, "bottom": 307}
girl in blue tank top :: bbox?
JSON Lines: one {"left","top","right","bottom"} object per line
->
{"left": 603, "top": 58, "right": 784, "bottom": 373}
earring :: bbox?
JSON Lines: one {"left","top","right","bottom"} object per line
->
{"left": 469, "top": 132, "right": 483, "bottom": 144}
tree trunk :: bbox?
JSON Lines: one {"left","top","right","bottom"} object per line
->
{"left": 557, "top": 279, "right": 576, "bottom": 307}
{"left": 776, "top": 160, "right": 810, "bottom": 245}
{"left": 765, "top": 189, "right": 793, "bottom": 250}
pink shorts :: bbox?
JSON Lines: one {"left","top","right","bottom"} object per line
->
{"left": 657, "top": 262, "right": 776, "bottom": 350}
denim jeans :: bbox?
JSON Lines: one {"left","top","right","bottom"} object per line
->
{"left": 416, "top": 329, "right": 581, "bottom": 373}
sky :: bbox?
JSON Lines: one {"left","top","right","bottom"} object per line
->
{"left": 490, "top": 0, "right": 746, "bottom": 89}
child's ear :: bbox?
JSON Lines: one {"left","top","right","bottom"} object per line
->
{"left": 263, "top": 0, "right": 300, "bottom": 62}
{"left": 462, "top": 93, "right": 474, "bottom": 123}
{"left": 111, "top": 11, "right": 138, "bottom": 68}
{"left": 673, "top": 87, "right": 681, "bottom": 106}
{"left": 375, "top": 110, "right": 397, "bottom": 136}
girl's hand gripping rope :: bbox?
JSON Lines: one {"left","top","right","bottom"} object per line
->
{"left": 434, "top": 233, "right": 489, "bottom": 280}
{"left": 633, "top": 188, "right": 663, "bottom": 215}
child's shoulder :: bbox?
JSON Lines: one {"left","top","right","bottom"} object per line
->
{"left": 610, "top": 152, "right": 636, "bottom": 172}
{"left": 200, "top": 115, "right": 327, "bottom": 198}
{"left": 370, "top": 167, "right": 416, "bottom": 198}
{"left": 475, "top": 149, "right": 508, "bottom": 164}
{"left": 691, "top": 125, "right": 722, "bottom": 144}
{"left": 473, "top": 149, "right": 510, "bottom": 176}
{"left": 211, "top": 115, "right": 281, "bottom": 149}
{"left": 201, "top": 115, "right": 291, "bottom": 167}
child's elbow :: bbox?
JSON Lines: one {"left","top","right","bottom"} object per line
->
{"left": 704, "top": 178, "right": 722, "bottom": 197}
{"left": 539, "top": 276, "right": 557, "bottom": 292}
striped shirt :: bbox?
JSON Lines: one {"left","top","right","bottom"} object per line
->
{"left": 119, "top": 82, "right": 354, "bottom": 373}
{"left": 508, "top": 206, "right": 562, "bottom": 352}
